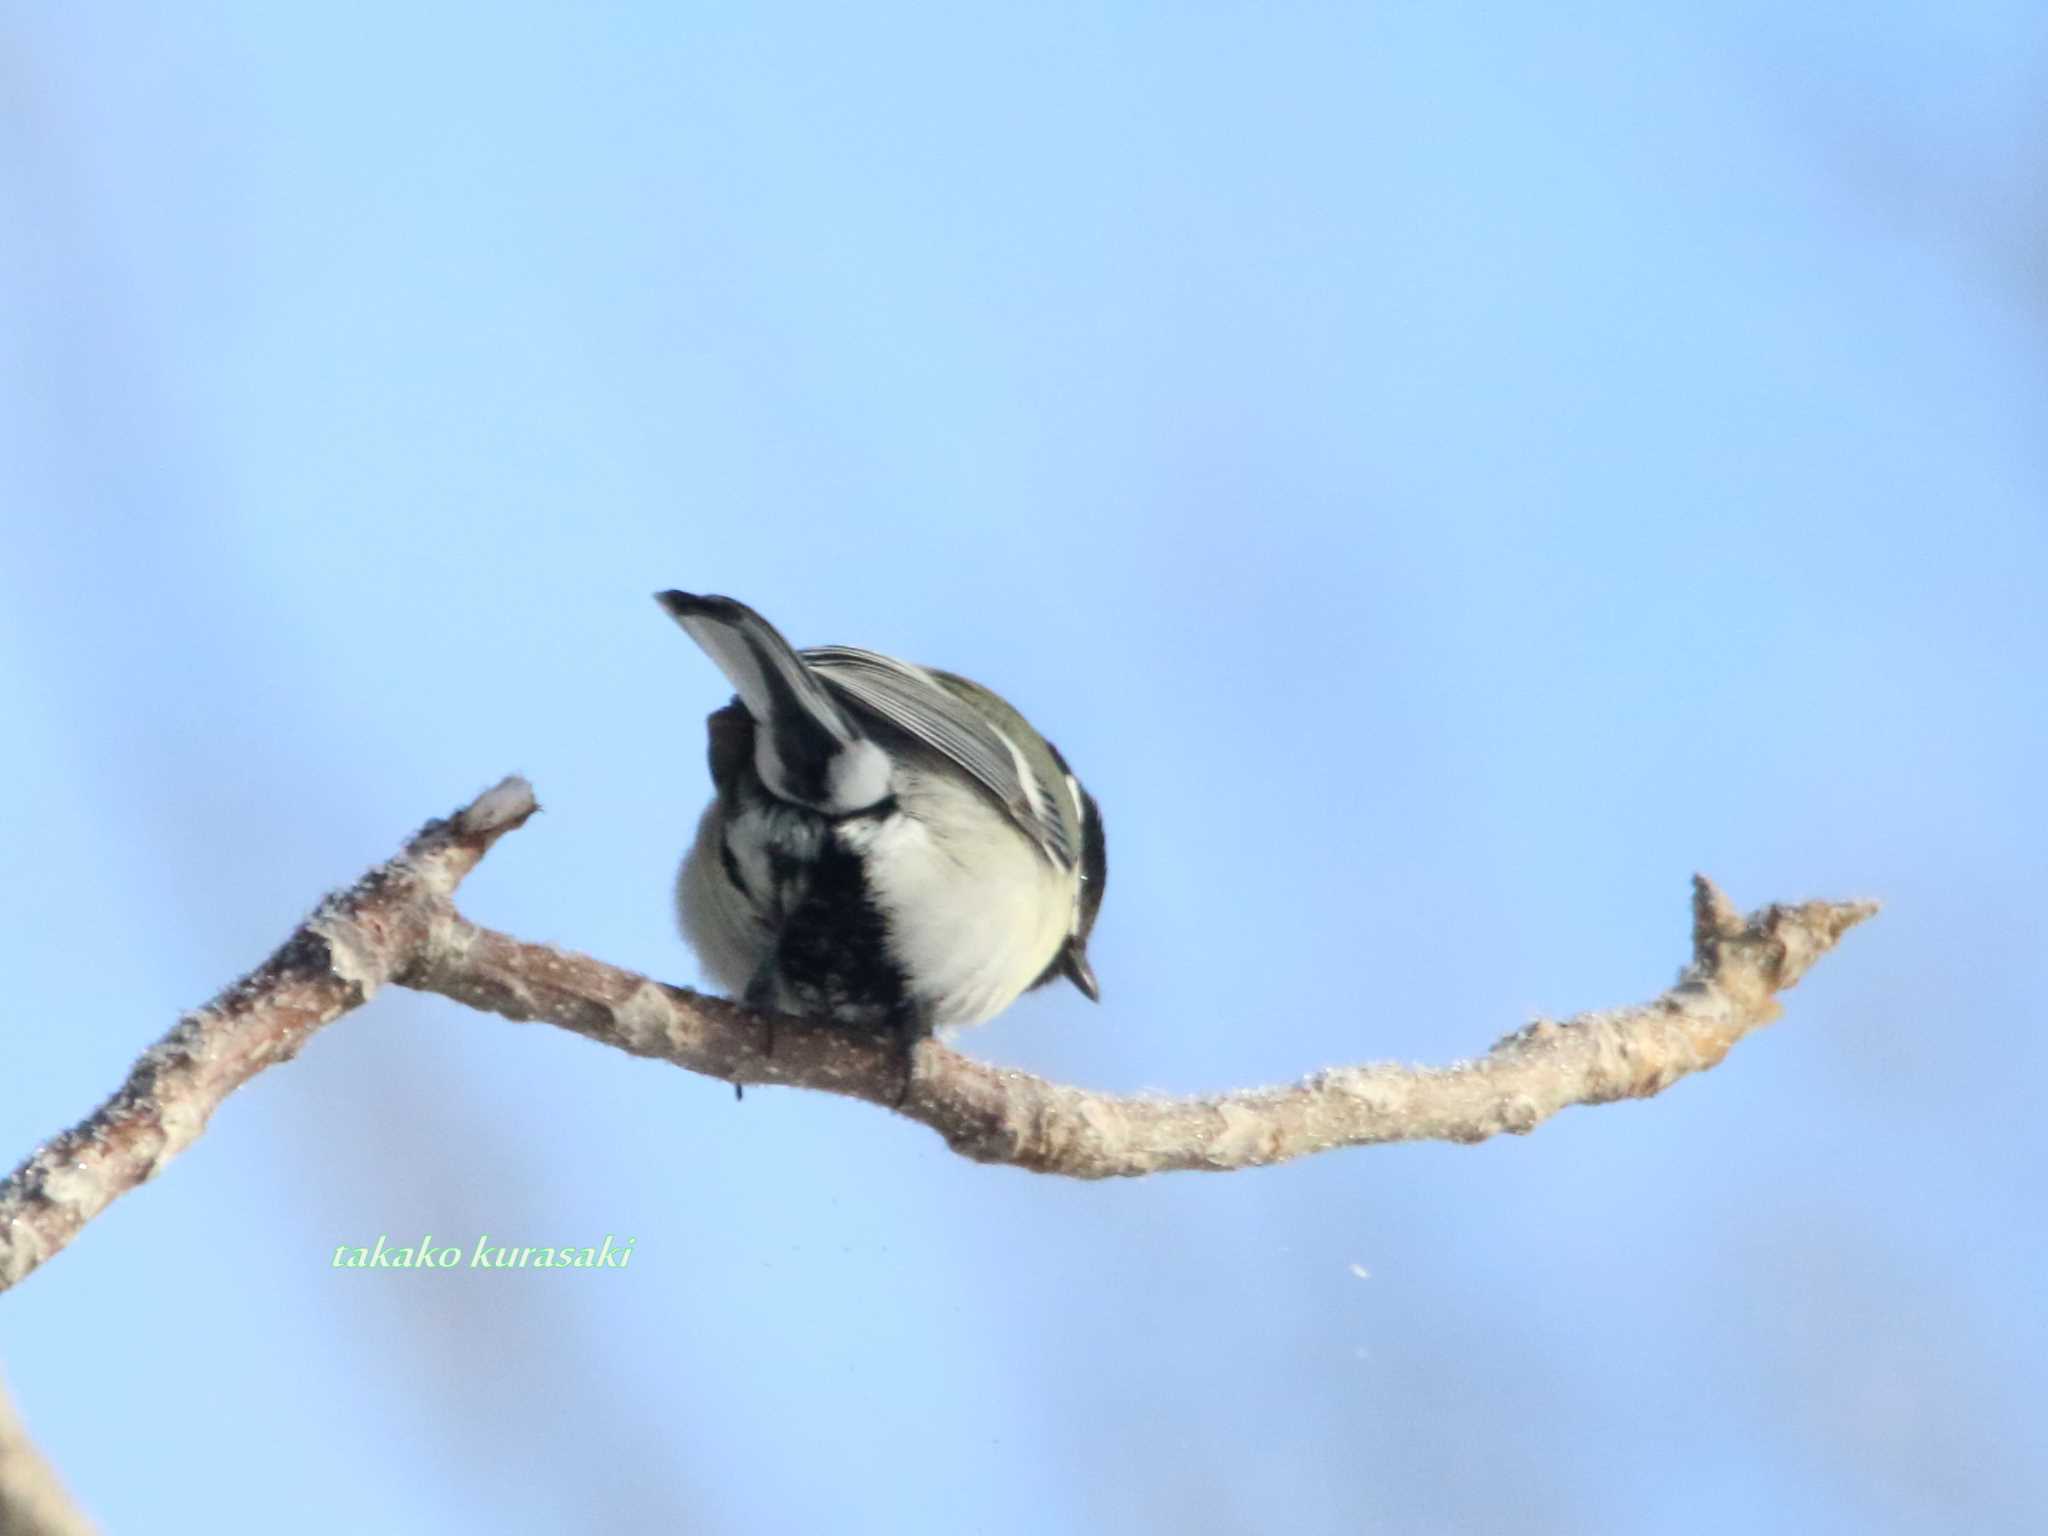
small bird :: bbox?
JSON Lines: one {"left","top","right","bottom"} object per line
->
{"left": 658, "top": 592, "right": 1105, "bottom": 1043}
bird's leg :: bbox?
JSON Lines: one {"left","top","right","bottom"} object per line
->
{"left": 889, "top": 1002, "right": 933, "bottom": 1109}
{"left": 736, "top": 967, "right": 785, "bottom": 1101}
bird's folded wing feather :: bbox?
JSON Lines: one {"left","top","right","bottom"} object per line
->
{"left": 804, "top": 645, "right": 1075, "bottom": 869}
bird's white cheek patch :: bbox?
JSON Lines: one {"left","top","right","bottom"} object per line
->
{"left": 675, "top": 806, "right": 772, "bottom": 997}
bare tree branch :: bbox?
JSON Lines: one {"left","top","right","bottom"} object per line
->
{"left": 0, "top": 776, "right": 1878, "bottom": 1294}
{"left": 0, "top": 1371, "right": 96, "bottom": 1536}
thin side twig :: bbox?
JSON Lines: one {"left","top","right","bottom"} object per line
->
{"left": 0, "top": 776, "right": 1878, "bottom": 1294}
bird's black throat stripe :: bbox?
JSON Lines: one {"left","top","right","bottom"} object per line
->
{"left": 772, "top": 827, "right": 910, "bottom": 1028}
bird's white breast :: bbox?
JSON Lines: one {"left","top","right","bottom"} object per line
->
{"left": 838, "top": 769, "right": 1076, "bottom": 1031}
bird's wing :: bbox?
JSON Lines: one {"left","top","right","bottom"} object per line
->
{"left": 804, "top": 645, "right": 1077, "bottom": 869}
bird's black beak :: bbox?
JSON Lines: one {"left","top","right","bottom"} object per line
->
{"left": 1061, "top": 944, "right": 1100, "bottom": 1003}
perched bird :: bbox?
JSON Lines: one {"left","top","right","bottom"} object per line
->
{"left": 658, "top": 591, "right": 1105, "bottom": 1042}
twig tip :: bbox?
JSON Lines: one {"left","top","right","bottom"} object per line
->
{"left": 458, "top": 776, "right": 540, "bottom": 837}
{"left": 1690, "top": 873, "right": 1745, "bottom": 951}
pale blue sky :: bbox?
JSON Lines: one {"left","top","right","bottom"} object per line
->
{"left": 3, "top": 5, "right": 2044, "bottom": 1532}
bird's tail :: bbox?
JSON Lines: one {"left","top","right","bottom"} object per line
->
{"left": 657, "top": 591, "right": 892, "bottom": 813}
